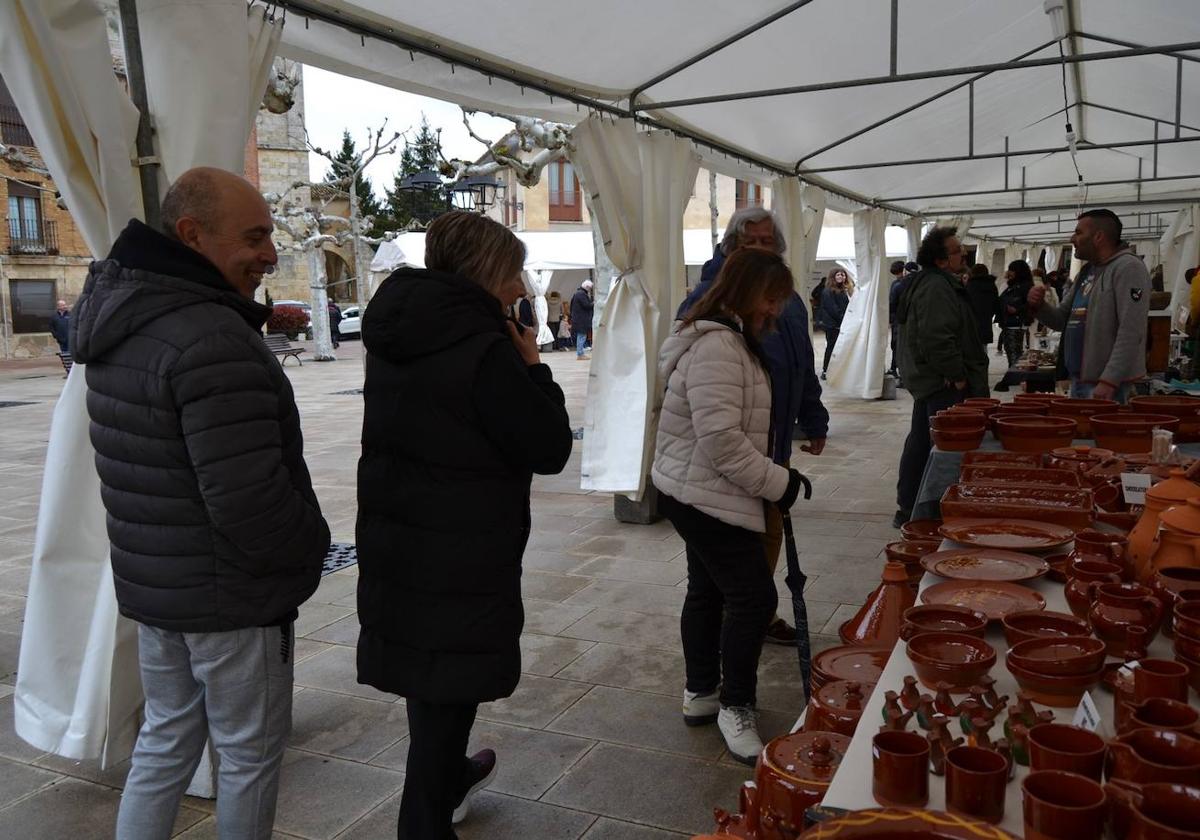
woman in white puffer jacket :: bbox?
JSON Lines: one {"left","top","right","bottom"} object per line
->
{"left": 652, "top": 248, "right": 805, "bottom": 765}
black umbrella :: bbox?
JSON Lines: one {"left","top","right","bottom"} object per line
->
{"left": 781, "top": 472, "right": 814, "bottom": 701}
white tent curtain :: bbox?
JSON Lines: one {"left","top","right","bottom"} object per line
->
{"left": 526, "top": 270, "right": 554, "bottom": 345}
{"left": 935, "top": 215, "right": 975, "bottom": 239}
{"left": 771, "top": 178, "right": 826, "bottom": 295}
{"left": 905, "top": 217, "right": 924, "bottom": 262}
{"left": 7, "top": 0, "right": 282, "bottom": 766}
{"left": 1142, "top": 239, "right": 1162, "bottom": 270}
{"left": 1163, "top": 205, "right": 1200, "bottom": 327}
{"left": 1044, "top": 245, "right": 1061, "bottom": 274}
{"left": 975, "top": 240, "right": 996, "bottom": 273}
{"left": 826, "top": 208, "right": 889, "bottom": 399}
{"left": 572, "top": 117, "right": 699, "bottom": 497}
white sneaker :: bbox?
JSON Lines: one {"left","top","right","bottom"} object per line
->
{"left": 718, "top": 705, "right": 763, "bottom": 766}
{"left": 451, "top": 749, "right": 497, "bottom": 825}
{"left": 682, "top": 688, "right": 720, "bottom": 726}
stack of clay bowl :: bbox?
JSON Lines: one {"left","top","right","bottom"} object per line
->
{"left": 930, "top": 409, "right": 987, "bottom": 452}
{"left": 1005, "top": 635, "right": 1107, "bottom": 708}
{"left": 987, "top": 401, "right": 1048, "bottom": 438}
{"left": 1129, "top": 394, "right": 1200, "bottom": 442}
{"left": 1046, "top": 397, "right": 1118, "bottom": 438}
{"left": 1173, "top": 599, "right": 1200, "bottom": 694}
{"left": 1091, "top": 413, "right": 1180, "bottom": 454}
{"left": 995, "top": 415, "right": 1078, "bottom": 454}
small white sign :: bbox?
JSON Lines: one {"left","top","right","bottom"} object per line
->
{"left": 1073, "top": 690, "right": 1102, "bottom": 732}
{"left": 1121, "top": 472, "right": 1153, "bottom": 505}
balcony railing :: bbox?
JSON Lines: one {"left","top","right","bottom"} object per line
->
{"left": 0, "top": 104, "right": 35, "bottom": 147}
{"left": 6, "top": 218, "right": 58, "bottom": 255}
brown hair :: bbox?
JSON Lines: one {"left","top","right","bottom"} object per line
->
{"left": 681, "top": 249, "right": 794, "bottom": 337}
{"left": 425, "top": 210, "right": 526, "bottom": 298}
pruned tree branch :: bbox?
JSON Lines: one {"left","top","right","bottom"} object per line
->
{"left": 438, "top": 108, "right": 573, "bottom": 188}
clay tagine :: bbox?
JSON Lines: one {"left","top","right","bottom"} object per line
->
{"left": 838, "top": 561, "right": 915, "bottom": 647}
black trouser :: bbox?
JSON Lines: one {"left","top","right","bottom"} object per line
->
{"left": 896, "top": 386, "right": 966, "bottom": 516}
{"left": 999, "top": 327, "right": 1024, "bottom": 368}
{"left": 889, "top": 325, "right": 898, "bottom": 374}
{"left": 659, "top": 493, "right": 777, "bottom": 708}
{"left": 822, "top": 328, "right": 840, "bottom": 373}
{"left": 398, "top": 698, "right": 479, "bottom": 840}
{"left": 331, "top": 323, "right": 341, "bottom": 348}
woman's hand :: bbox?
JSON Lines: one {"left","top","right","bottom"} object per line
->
{"left": 507, "top": 320, "right": 541, "bottom": 366}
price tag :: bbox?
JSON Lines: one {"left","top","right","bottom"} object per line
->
{"left": 1121, "top": 472, "right": 1152, "bottom": 505}
{"left": 1072, "top": 690, "right": 1102, "bottom": 732}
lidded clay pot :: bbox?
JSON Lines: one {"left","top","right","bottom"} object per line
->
{"left": 804, "top": 680, "right": 866, "bottom": 737}
{"left": 1129, "top": 470, "right": 1200, "bottom": 583}
{"left": 838, "top": 562, "right": 915, "bottom": 646}
{"left": 1089, "top": 582, "right": 1164, "bottom": 656}
{"left": 1150, "top": 498, "right": 1200, "bottom": 582}
{"left": 740, "top": 730, "right": 851, "bottom": 838}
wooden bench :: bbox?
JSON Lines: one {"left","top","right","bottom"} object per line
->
{"left": 262, "top": 334, "right": 305, "bottom": 366}
{"left": 57, "top": 352, "right": 73, "bottom": 376}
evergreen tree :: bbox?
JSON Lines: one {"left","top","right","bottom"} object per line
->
{"left": 327, "top": 130, "right": 385, "bottom": 237}
{"left": 382, "top": 115, "right": 448, "bottom": 230}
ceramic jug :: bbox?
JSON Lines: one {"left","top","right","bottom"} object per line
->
{"left": 1147, "top": 497, "right": 1200, "bottom": 582}
{"left": 1070, "top": 529, "right": 1131, "bottom": 581}
{"left": 1128, "top": 470, "right": 1200, "bottom": 583}
{"left": 1064, "top": 558, "right": 1123, "bottom": 618}
{"left": 1088, "top": 582, "right": 1164, "bottom": 655}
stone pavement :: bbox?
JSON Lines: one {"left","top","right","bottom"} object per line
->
{"left": 0, "top": 335, "right": 1011, "bottom": 839}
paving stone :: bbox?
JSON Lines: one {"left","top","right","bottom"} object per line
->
{"left": 522, "top": 599, "right": 594, "bottom": 635}
{"left": 820, "top": 604, "right": 862, "bottom": 636}
{"left": 293, "top": 645, "right": 396, "bottom": 703}
{"left": 569, "top": 557, "right": 687, "bottom": 586}
{"left": 548, "top": 686, "right": 724, "bottom": 759}
{"left": 340, "top": 789, "right": 596, "bottom": 840}
{"left": 804, "top": 569, "right": 883, "bottom": 606}
{"left": 303, "top": 614, "right": 360, "bottom": 647}
{"left": 0, "top": 699, "right": 47, "bottom": 763}
{"left": 477, "top": 675, "right": 591, "bottom": 729}
{"left": 558, "top": 609, "right": 681, "bottom": 651}
{"left": 570, "top": 517, "right": 678, "bottom": 541}
{"left": 310, "top": 572, "right": 358, "bottom": 605}
{"left": 290, "top": 689, "right": 407, "bottom": 762}
{"left": 520, "top": 634, "right": 595, "bottom": 677}
{"left": 31, "top": 754, "right": 130, "bottom": 789}
{"left": 172, "top": 815, "right": 299, "bottom": 838}
{"left": 0, "top": 777, "right": 205, "bottom": 837}
{"left": 0, "top": 756, "right": 59, "bottom": 808}
{"left": 522, "top": 572, "right": 593, "bottom": 602}
{"left": 543, "top": 743, "right": 752, "bottom": 835}
{"left": 567, "top": 536, "right": 684, "bottom": 563}
{"left": 555, "top": 643, "right": 685, "bottom": 697}
{"left": 273, "top": 749, "right": 402, "bottom": 839}
{"left": 562, "top": 580, "right": 686, "bottom": 617}
{"left": 582, "top": 817, "right": 690, "bottom": 839}
{"left": 294, "top": 638, "right": 333, "bottom": 664}
{"left": 295, "top": 603, "right": 355, "bottom": 638}
{"left": 523, "top": 550, "right": 590, "bottom": 574}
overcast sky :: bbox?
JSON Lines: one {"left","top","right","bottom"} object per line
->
{"left": 301, "top": 65, "right": 515, "bottom": 198}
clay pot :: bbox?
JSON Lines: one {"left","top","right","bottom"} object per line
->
{"left": 1064, "top": 558, "right": 1123, "bottom": 618}
{"left": 1096, "top": 510, "right": 1141, "bottom": 532}
{"left": 957, "top": 465, "right": 1081, "bottom": 489}
{"left": 1044, "top": 553, "right": 1071, "bottom": 583}
{"left": 961, "top": 397, "right": 1002, "bottom": 412}
{"left": 945, "top": 745, "right": 1008, "bottom": 824}
{"left": 1134, "top": 658, "right": 1191, "bottom": 703}
{"left": 1130, "top": 394, "right": 1200, "bottom": 442}
{"left": 1015, "top": 392, "right": 1064, "bottom": 404}
{"left": 1149, "top": 499, "right": 1200, "bottom": 583}
{"left": 932, "top": 410, "right": 988, "bottom": 430}
{"left": 932, "top": 426, "right": 988, "bottom": 452}
{"left": 1129, "top": 470, "right": 1200, "bottom": 583}
{"left": 992, "top": 401, "right": 1048, "bottom": 416}
{"left": 1121, "top": 696, "right": 1200, "bottom": 737}
{"left": 996, "top": 415, "right": 1077, "bottom": 453}
{"left": 1046, "top": 445, "right": 1114, "bottom": 473}
{"left": 745, "top": 730, "right": 850, "bottom": 838}
{"left": 1007, "top": 636, "right": 1107, "bottom": 677}
{"left": 900, "top": 604, "right": 988, "bottom": 640}
{"left": 871, "top": 730, "right": 930, "bottom": 808}
{"left": 901, "top": 518, "right": 943, "bottom": 541}
{"left": 1176, "top": 650, "right": 1200, "bottom": 694}
{"left": 1028, "top": 723, "right": 1106, "bottom": 781}
{"left": 906, "top": 631, "right": 997, "bottom": 690}
{"left": 1022, "top": 770, "right": 1107, "bottom": 840}
{"left": 1091, "top": 412, "right": 1181, "bottom": 453}
{"left": 1006, "top": 655, "right": 1104, "bottom": 708}
{"left": 1045, "top": 397, "right": 1119, "bottom": 438}
{"left": 1071, "top": 529, "right": 1132, "bottom": 581}
{"left": 1150, "top": 567, "right": 1200, "bottom": 635}
{"left": 1175, "top": 627, "right": 1200, "bottom": 661}
{"left": 838, "top": 562, "right": 915, "bottom": 646}
{"left": 1176, "top": 600, "right": 1200, "bottom": 639}
{"left": 884, "top": 540, "right": 941, "bottom": 590}
{"left": 1001, "top": 609, "right": 1092, "bottom": 647}
{"left": 1106, "top": 727, "right": 1200, "bottom": 785}
{"left": 804, "top": 680, "right": 866, "bottom": 737}
{"left": 1105, "top": 779, "right": 1200, "bottom": 840}
{"left": 1089, "top": 582, "right": 1164, "bottom": 655}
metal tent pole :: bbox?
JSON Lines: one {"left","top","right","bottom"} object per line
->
{"left": 117, "top": 0, "right": 161, "bottom": 229}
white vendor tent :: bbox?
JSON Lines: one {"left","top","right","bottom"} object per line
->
{"left": 5, "top": 0, "right": 1199, "bottom": 766}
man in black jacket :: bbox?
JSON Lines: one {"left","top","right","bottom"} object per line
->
{"left": 71, "top": 167, "right": 330, "bottom": 839}
{"left": 48, "top": 299, "right": 70, "bottom": 353}
{"left": 570, "top": 279, "right": 594, "bottom": 359}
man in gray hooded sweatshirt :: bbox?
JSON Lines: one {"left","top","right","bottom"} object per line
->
{"left": 1029, "top": 209, "right": 1149, "bottom": 402}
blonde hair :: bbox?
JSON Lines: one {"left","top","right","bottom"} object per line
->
{"left": 425, "top": 211, "right": 526, "bottom": 297}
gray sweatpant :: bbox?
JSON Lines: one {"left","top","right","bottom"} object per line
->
{"left": 116, "top": 622, "right": 294, "bottom": 840}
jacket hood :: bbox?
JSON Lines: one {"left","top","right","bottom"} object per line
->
{"left": 362, "top": 267, "right": 507, "bottom": 362}
{"left": 71, "top": 220, "right": 269, "bottom": 363}
{"left": 659, "top": 318, "right": 739, "bottom": 382}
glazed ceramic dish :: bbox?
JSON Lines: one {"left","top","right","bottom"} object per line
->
{"left": 921, "top": 579, "right": 1046, "bottom": 621}
{"left": 906, "top": 631, "right": 998, "bottom": 690}
{"left": 960, "top": 450, "right": 1043, "bottom": 467}
{"left": 1006, "top": 657, "right": 1104, "bottom": 707}
{"left": 1045, "top": 397, "right": 1118, "bottom": 437}
{"left": 1091, "top": 412, "right": 1181, "bottom": 454}
{"left": 932, "top": 411, "right": 988, "bottom": 430}
{"left": 1129, "top": 394, "right": 1200, "bottom": 441}
{"left": 939, "top": 484, "right": 1093, "bottom": 530}
{"left": 812, "top": 644, "right": 891, "bottom": 692}
{"left": 900, "top": 604, "right": 989, "bottom": 639}
{"left": 958, "top": 465, "right": 1081, "bottom": 488}
{"left": 793, "top": 807, "right": 1020, "bottom": 838}
{"left": 939, "top": 518, "right": 1075, "bottom": 551}
{"left": 919, "top": 548, "right": 1048, "bottom": 583}
{"left": 995, "top": 415, "right": 1078, "bottom": 453}
{"left": 1044, "top": 552, "right": 1071, "bottom": 583}
{"left": 901, "top": 519, "right": 944, "bottom": 541}
{"left": 932, "top": 427, "right": 988, "bottom": 452}
{"left": 1001, "top": 609, "right": 1092, "bottom": 647}
{"left": 1006, "top": 636, "right": 1107, "bottom": 676}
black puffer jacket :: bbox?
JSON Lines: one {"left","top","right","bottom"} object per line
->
{"left": 356, "top": 267, "right": 573, "bottom": 703}
{"left": 71, "top": 220, "right": 330, "bottom": 631}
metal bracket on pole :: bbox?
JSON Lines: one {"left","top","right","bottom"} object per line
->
{"left": 118, "top": 0, "right": 162, "bottom": 230}
{"left": 133, "top": 156, "right": 162, "bottom": 167}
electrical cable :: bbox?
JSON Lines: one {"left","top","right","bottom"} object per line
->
{"left": 1057, "top": 40, "right": 1085, "bottom": 192}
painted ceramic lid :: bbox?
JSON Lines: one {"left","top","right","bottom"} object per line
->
{"left": 763, "top": 730, "right": 850, "bottom": 785}
{"left": 1147, "top": 469, "right": 1200, "bottom": 505}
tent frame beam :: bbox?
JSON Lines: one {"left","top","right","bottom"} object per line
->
{"left": 925, "top": 197, "right": 1198, "bottom": 217}
{"left": 1078, "top": 32, "right": 1200, "bottom": 65}
{"left": 880, "top": 172, "right": 1200, "bottom": 203}
{"left": 640, "top": 40, "right": 1200, "bottom": 111}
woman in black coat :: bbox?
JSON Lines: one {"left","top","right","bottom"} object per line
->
{"left": 815, "top": 267, "right": 850, "bottom": 378}
{"left": 357, "top": 211, "right": 573, "bottom": 839}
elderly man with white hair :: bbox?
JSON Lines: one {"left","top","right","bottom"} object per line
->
{"left": 677, "top": 206, "right": 830, "bottom": 647}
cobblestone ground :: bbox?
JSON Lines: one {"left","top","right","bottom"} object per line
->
{"left": 0, "top": 334, "right": 1010, "bottom": 838}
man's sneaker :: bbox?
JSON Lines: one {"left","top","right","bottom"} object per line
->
{"left": 764, "top": 617, "right": 797, "bottom": 646}
{"left": 891, "top": 509, "right": 910, "bottom": 529}
{"left": 718, "top": 705, "right": 763, "bottom": 766}
{"left": 451, "top": 749, "right": 497, "bottom": 825}
{"left": 682, "top": 688, "right": 720, "bottom": 726}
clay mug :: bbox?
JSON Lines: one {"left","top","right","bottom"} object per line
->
{"left": 1104, "top": 778, "right": 1200, "bottom": 840}
{"left": 1022, "top": 769, "right": 1107, "bottom": 840}
{"left": 1106, "top": 727, "right": 1200, "bottom": 785}
{"left": 871, "top": 729, "right": 929, "bottom": 808}
{"left": 1122, "top": 696, "right": 1200, "bottom": 736}
{"left": 1134, "top": 658, "right": 1192, "bottom": 703}
{"left": 1151, "top": 566, "right": 1200, "bottom": 636}
{"left": 1064, "top": 558, "right": 1123, "bottom": 618}
{"left": 1088, "top": 582, "right": 1164, "bottom": 655}
{"left": 1071, "top": 529, "right": 1132, "bottom": 580}
{"left": 1027, "top": 723, "right": 1106, "bottom": 782}
{"left": 944, "top": 745, "right": 1007, "bottom": 824}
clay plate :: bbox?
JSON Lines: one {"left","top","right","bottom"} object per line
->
{"left": 921, "top": 579, "right": 1046, "bottom": 621}
{"left": 939, "top": 518, "right": 1075, "bottom": 551}
{"left": 792, "top": 807, "right": 1019, "bottom": 838}
{"left": 812, "top": 644, "right": 891, "bottom": 690}
{"left": 919, "top": 548, "right": 1048, "bottom": 582}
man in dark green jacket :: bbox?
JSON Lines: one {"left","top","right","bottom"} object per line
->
{"left": 893, "top": 226, "right": 989, "bottom": 526}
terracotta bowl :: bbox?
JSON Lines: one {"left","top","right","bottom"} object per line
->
{"left": 1044, "top": 553, "right": 1071, "bottom": 584}
{"left": 996, "top": 415, "right": 1078, "bottom": 453}
{"left": 1094, "top": 510, "right": 1140, "bottom": 532}
{"left": 1014, "top": 392, "right": 1065, "bottom": 405}
{"left": 1007, "top": 636, "right": 1108, "bottom": 676}
{"left": 1007, "top": 657, "right": 1105, "bottom": 707}
{"left": 932, "top": 426, "right": 987, "bottom": 452}
{"left": 884, "top": 540, "right": 941, "bottom": 564}
{"left": 1091, "top": 413, "right": 1181, "bottom": 454}
{"left": 1002, "top": 609, "right": 1092, "bottom": 647}
{"left": 1174, "top": 626, "right": 1200, "bottom": 661}
{"left": 1129, "top": 395, "right": 1200, "bottom": 441}
{"left": 906, "top": 631, "right": 997, "bottom": 690}
{"left": 1175, "top": 601, "right": 1200, "bottom": 640}
{"left": 901, "top": 519, "right": 943, "bottom": 541}
{"left": 1046, "top": 398, "right": 1120, "bottom": 437}
{"left": 988, "top": 411, "right": 1037, "bottom": 436}
{"left": 993, "top": 401, "right": 1048, "bottom": 415}
{"left": 1046, "top": 445, "right": 1115, "bottom": 473}
{"left": 1176, "top": 649, "right": 1200, "bottom": 694}
{"left": 931, "top": 411, "right": 988, "bottom": 430}
{"left": 962, "top": 397, "right": 1001, "bottom": 409}
{"left": 900, "top": 604, "right": 988, "bottom": 640}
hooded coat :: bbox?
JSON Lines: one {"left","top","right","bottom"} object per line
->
{"left": 896, "top": 266, "right": 990, "bottom": 401}
{"left": 70, "top": 220, "right": 330, "bottom": 631}
{"left": 356, "top": 267, "right": 573, "bottom": 703}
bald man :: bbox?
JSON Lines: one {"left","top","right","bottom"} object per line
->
{"left": 71, "top": 167, "right": 330, "bottom": 839}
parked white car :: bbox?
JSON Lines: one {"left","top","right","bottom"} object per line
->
{"left": 338, "top": 306, "right": 361, "bottom": 337}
